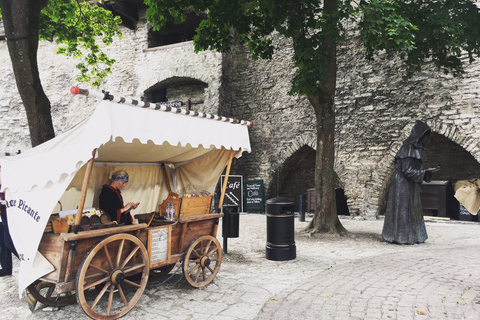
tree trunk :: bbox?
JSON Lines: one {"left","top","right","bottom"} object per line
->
{"left": 1, "top": 0, "right": 54, "bottom": 147}
{"left": 307, "top": 94, "right": 347, "bottom": 235}
{"left": 305, "top": 0, "right": 347, "bottom": 235}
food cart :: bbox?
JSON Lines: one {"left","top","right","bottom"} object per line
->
{"left": 0, "top": 88, "right": 252, "bottom": 319}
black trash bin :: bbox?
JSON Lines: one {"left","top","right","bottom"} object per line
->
{"left": 222, "top": 205, "right": 239, "bottom": 238}
{"left": 266, "top": 197, "right": 296, "bottom": 261}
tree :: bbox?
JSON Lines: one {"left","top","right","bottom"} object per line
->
{"left": 0, "top": 0, "right": 122, "bottom": 147}
{"left": 144, "top": 0, "right": 480, "bottom": 234}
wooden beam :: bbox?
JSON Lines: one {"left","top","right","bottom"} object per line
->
{"left": 73, "top": 149, "right": 96, "bottom": 233}
{"left": 218, "top": 148, "right": 235, "bottom": 209}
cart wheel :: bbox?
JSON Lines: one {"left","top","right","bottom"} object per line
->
{"left": 149, "top": 263, "right": 176, "bottom": 278}
{"left": 182, "top": 235, "right": 222, "bottom": 288}
{"left": 27, "top": 280, "right": 76, "bottom": 308}
{"left": 76, "top": 233, "right": 149, "bottom": 320}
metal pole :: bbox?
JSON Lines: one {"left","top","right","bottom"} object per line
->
{"left": 299, "top": 193, "right": 306, "bottom": 222}
{"left": 223, "top": 237, "right": 228, "bottom": 254}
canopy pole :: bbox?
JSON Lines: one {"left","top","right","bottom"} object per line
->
{"left": 73, "top": 149, "right": 96, "bottom": 234}
{"left": 218, "top": 148, "right": 235, "bottom": 209}
{"left": 65, "top": 149, "right": 96, "bottom": 283}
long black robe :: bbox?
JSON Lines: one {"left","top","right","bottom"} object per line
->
{"left": 1, "top": 192, "right": 17, "bottom": 275}
{"left": 382, "top": 121, "right": 431, "bottom": 244}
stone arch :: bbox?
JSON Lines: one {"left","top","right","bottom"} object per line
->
{"left": 277, "top": 133, "right": 361, "bottom": 216}
{"left": 141, "top": 75, "right": 210, "bottom": 113}
{"left": 279, "top": 133, "right": 317, "bottom": 164}
{"left": 373, "top": 120, "right": 480, "bottom": 219}
{"left": 394, "top": 120, "right": 480, "bottom": 179}
{"left": 140, "top": 71, "right": 212, "bottom": 94}
{"left": 268, "top": 133, "right": 348, "bottom": 211}
{"left": 267, "top": 144, "right": 316, "bottom": 210}
{"left": 428, "top": 119, "right": 480, "bottom": 164}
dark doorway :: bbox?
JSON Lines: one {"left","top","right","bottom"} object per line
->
{"left": 424, "top": 132, "right": 480, "bottom": 180}
{"left": 382, "top": 132, "right": 480, "bottom": 220}
{"left": 268, "top": 145, "right": 343, "bottom": 211}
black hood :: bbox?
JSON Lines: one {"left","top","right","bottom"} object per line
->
{"left": 403, "top": 120, "right": 431, "bottom": 149}
{"left": 395, "top": 120, "right": 431, "bottom": 161}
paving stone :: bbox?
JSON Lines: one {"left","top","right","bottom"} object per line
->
{"left": 1, "top": 215, "right": 480, "bottom": 319}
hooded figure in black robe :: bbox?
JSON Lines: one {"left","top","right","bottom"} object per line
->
{"left": 382, "top": 121, "right": 439, "bottom": 244}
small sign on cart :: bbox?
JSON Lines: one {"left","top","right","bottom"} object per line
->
{"left": 148, "top": 226, "right": 171, "bottom": 267}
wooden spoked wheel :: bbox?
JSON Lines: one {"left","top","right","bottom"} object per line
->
{"left": 76, "top": 233, "right": 150, "bottom": 320}
{"left": 182, "top": 235, "right": 222, "bottom": 288}
{"left": 149, "top": 263, "right": 176, "bottom": 278}
{"left": 27, "top": 280, "right": 76, "bottom": 307}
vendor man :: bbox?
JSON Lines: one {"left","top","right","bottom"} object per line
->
{"left": 99, "top": 170, "right": 139, "bottom": 225}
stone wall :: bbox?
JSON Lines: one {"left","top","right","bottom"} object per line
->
{"left": 334, "top": 27, "right": 480, "bottom": 218}
{"left": 0, "top": 9, "right": 223, "bottom": 155}
{"left": 2, "top": 9, "right": 480, "bottom": 219}
{"left": 223, "top": 24, "right": 480, "bottom": 218}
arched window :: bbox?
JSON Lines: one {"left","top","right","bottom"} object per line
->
{"left": 143, "top": 77, "right": 207, "bottom": 110}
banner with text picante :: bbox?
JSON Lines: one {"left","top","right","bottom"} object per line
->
{"left": 220, "top": 175, "right": 243, "bottom": 211}
{"left": 244, "top": 180, "right": 264, "bottom": 212}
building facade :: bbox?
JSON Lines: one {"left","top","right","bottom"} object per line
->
{"left": 1, "top": 8, "right": 480, "bottom": 219}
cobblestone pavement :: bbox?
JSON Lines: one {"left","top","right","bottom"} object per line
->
{"left": 1, "top": 214, "right": 480, "bottom": 320}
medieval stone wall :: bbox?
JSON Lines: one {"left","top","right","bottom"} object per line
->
{"left": 2, "top": 9, "right": 480, "bottom": 219}
{"left": 223, "top": 25, "right": 480, "bottom": 219}
{"left": 334, "top": 28, "right": 480, "bottom": 218}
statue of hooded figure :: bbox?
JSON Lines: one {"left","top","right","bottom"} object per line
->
{"left": 382, "top": 120, "right": 439, "bottom": 244}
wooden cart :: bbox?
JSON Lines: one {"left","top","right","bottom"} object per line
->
{"left": 29, "top": 201, "right": 223, "bottom": 319}
{"left": 1, "top": 88, "right": 252, "bottom": 320}
{"left": 25, "top": 151, "right": 233, "bottom": 319}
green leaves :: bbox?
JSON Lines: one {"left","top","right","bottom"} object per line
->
{"left": 40, "top": 0, "right": 122, "bottom": 87}
{"left": 144, "top": 0, "right": 342, "bottom": 97}
{"left": 359, "top": 0, "right": 480, "bottom": 77}
{"left": 144, "top": 0, "right": 480, "bottom": 96}
{"left": 359, "top": 0, "right": 417, "bottom": 61}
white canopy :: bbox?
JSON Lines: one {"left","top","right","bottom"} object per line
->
{"left": 0, "top": 97, "right": 251, "bottom": 293}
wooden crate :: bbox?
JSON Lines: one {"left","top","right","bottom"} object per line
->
{"left": 158, "top": 192, "right": 181, "bottom": 217}
{"left": 179, "top": 196, "right": 212, "bottom": 218}
{"left": 52, "top": 218, "right": 69, "bottom": 234}
{"left": 44, "top": 213, "right": 60, "bottom": 233}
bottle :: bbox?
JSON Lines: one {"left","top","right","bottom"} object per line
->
{"left": 166, "top": 203, "right": 171, "bottom": 220}
{"left": 171, "top": 203, "right": 176, "bottom": 221}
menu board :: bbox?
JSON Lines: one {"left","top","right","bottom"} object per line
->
{"left": 244, "top": 180, "right": 264, "bottom": 212}
{"left": 149, "top": 227, "right": 170, "bottom": 266}
{"left": 220, "top": 175, "right": 243, "bottom": 211}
